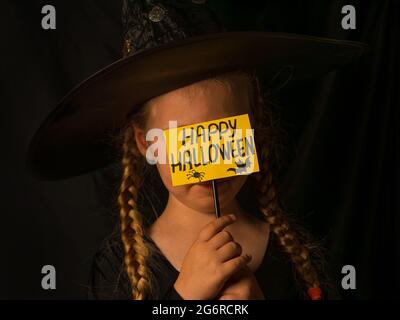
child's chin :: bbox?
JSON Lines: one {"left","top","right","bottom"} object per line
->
{"left": 185, "top": 192, "right": 235, "bottom": 213}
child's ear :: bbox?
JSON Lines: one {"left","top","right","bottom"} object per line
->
{"left": 133, "top": 126, "right": 147, "bottom": 157}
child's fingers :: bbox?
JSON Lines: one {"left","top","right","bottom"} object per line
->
{"left": 198, "top": 214, "right": 237, "bottom": 242}
{"left": 220, "top": 254, "right": 252, "bottom": 280}
{"left": 208, "top": 229, "right": 234, "bottom": 249}
{"left": 216, "top": 241, "right": 243, "bottom": 262}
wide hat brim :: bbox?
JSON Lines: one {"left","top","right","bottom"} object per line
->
{"left": 27, "top": 32, "right": 366, "bottom": 180}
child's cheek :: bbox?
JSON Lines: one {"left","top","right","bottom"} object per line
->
{"left": 155, "top": 162, "right": 190, "bottom": 195}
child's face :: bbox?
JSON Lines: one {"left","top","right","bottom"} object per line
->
{"left": 135, "top": 74, "right": 252, "bottom": 213}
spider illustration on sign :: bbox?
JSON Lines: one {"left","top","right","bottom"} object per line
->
{"left": 186, "top": 169, "right": 205, "bottom": 182}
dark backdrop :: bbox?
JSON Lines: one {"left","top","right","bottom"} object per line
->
{"left": 1, "top": 0, "right": 398, "bottom": 299}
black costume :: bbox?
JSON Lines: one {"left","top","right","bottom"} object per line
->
{"left": 89, "top": 232, "right": 303, "bottom": 300}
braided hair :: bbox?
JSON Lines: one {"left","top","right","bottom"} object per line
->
{"left": 249, "top": 74, "right": 322, "bottom": 298}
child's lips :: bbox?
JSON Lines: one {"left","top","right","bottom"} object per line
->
{"left": 197, "top": 177, "right": 233, "bottom": 189}
{"left": 197, "top": 181, "right": 213, "bottom": 189}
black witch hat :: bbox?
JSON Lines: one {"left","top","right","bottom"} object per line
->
{"left": 27, "top": 0, "right": 366, "bottom": 180}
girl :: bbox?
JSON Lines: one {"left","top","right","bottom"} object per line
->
{"left": 104, "top": 69, "right": 323, "bottom": 300}
{"left": 27, "top": 0, "right": 365, "bottom": 300}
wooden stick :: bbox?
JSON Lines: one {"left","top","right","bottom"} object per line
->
{"left": 212, "top": 180, "right": 220, "bottom": 218}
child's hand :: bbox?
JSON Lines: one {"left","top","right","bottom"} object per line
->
{"left": 216, "top": 265, "right": 266, "bottom": 300}
{"left": 174, "top": 214, "right": 252, "bottom": 300}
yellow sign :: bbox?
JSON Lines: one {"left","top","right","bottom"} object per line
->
{"left": 164, "top": 114, "right": 259, "bottom": 186}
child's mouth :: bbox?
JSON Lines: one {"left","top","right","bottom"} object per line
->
{"left": 196, "top": 178, "right": 233, "bottom": 189}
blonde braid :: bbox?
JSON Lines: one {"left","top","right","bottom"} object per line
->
{"left": 250, "top": 74, "right": 322, "bottom": 298}
{"left": 118, "top": 124, "right": 152, "bottom": 300}
{"left": 253, "top": 147, "right": 321, "bottom": 291}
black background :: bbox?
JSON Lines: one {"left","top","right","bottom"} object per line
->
{"left": 1, "top": 0, "right": 398, "bottom": 299}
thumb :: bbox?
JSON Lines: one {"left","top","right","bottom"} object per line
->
{"left": 219, "top": 294, "right": 238, "bottom": 300}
